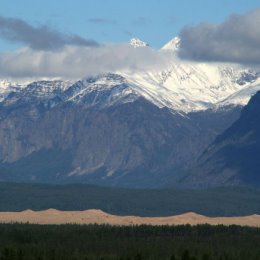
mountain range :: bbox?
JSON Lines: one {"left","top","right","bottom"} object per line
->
{"left": 0, "top": 38, "right": 259, "bottom": 188}
{"left": 182, "top": 91, "right": 260, "bottom": 188}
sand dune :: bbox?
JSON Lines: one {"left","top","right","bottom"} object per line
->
{"left": 0, "top": 209, "right": 259, "bottom": 226}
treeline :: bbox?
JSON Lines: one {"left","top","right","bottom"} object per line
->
{"left": 0, "top": 182, "right": 260, "bottom": 217}
{"left": 0, "top": 224, "right": 259, "bottom": 260}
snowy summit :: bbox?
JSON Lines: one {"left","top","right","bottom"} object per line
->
{"left": 129, "top": 38, "right": 149, "bottom": 48}
{"left": 161, "top": 37, "right": 181, "bottom": 51}
{"left": 0, "top": 37, "right": 259, "bottom": 114}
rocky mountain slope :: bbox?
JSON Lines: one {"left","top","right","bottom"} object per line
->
{"left": 182, "top": 91, "right": 260, "bottom": 188}
{"left": 0, "top": 38, "right": 259, "bottom": 187}
{"left": 0, "top": 87, "right": 240, "bottom": 187}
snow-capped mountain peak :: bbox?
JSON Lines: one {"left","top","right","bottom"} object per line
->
{"left": 130, "top": 38, "right": 149, "bottom": 48}
{"left": 0, "top": 36, "right": 259, "bottom": 114}
{"left": 161, "top": 37, "right": 181, "bottom": 51}
{"left": 1, "top": 66, "right": 259, "bottom": 114}
{"left": 0, "top": 80, "right": 27, "bottom": 102}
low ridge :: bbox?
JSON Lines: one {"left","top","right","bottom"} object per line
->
{"left": 0, "top": 209, "right": 259, "bottom": 226}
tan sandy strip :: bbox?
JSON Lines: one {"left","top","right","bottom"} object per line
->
{"left": 0, "top": 209, "right": 259, "bottom": 226}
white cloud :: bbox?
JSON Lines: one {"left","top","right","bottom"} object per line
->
{"left": 0, "top": 44, "right": 170, "bottom": 80}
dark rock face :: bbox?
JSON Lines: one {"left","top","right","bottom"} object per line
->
{"left": 0, "top": 90, "right": 240, "bottom": 187}
{"left": 182, "top": 91, "right": 260, "bottom": 188}
{"left": 0, "top": 74, "right": 243, "bottom": 187}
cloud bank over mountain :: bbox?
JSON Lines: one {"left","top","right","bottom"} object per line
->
{"left": 0, "top": 8, "right": 259, "bottom": 80}
{"left": 179, "top": 8, "right": 260, "bottom": 65}
{"left": 0, "top": 44, "right": 170, "bottom": 80}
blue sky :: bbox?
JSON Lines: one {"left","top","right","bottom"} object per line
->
{"left": 0, "top": 0, "right": 259, "bottom": 50}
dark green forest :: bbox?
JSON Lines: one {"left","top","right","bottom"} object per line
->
{"left": 0, "top": 182, "right": 260, "bottom": 216}
{"left": 0, "top": 224, "right": 259, "bottom": 260}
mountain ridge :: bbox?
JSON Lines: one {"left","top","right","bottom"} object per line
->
{"left": 181, "top": 90, "right": 260, "bottom": 188}
{"left": 0, "top": 37, "right": 259, "bottom": 187}
{"left": 0, "top": 37, "right": 259, "bottom": 113}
